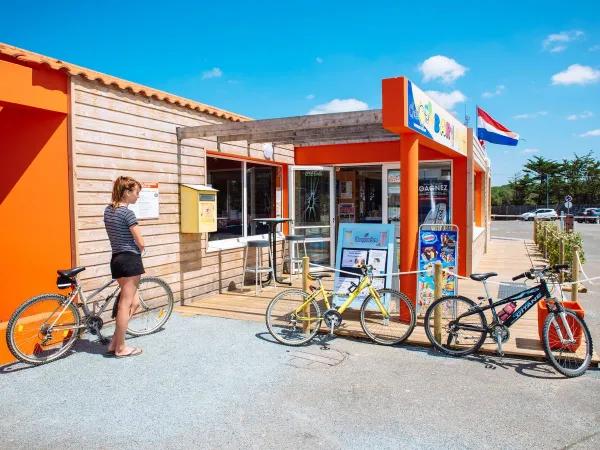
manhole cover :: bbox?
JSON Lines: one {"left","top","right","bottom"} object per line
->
{"left": 285, "top": 347, "right": 347, "bottom": 369}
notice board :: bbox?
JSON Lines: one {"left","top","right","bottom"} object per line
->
{"left": 128, "top": 182, "right": 159, "bottom": 219}
{"left": 333, "top": 223, "right": 395, "bottom": 308}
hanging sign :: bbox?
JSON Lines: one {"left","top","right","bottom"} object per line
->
{"left": 128, "top": 182, "right": 159, "bottom": 219}
{"left": 417, "top": 225, "right": 459, "bottom": 315}
{"left": 334, "top": 223, "right": 395, "bottom": 307}
{"left": 407, "top": 80, "right": 467, "bottom": 156}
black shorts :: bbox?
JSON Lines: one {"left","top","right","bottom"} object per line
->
{"left": 110, "top": 252, "right": 145, "bottom": 279}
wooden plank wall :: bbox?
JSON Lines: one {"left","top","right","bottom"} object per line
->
{"left": 71, "top": 77, "right": 293, "bottom": 304}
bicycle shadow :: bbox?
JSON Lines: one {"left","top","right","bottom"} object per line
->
{"left": 255, "top": 331, "right": 337, "bottom": 350}
{"left": 0, "top": 328, "right": 167, "bottom": 375}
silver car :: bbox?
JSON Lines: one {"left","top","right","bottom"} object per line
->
{"left": 520, "top": 208, "right": 558, "bottom": 221}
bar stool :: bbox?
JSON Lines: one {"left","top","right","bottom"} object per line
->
{"left": 283, "top": 235, "right": 308, "bottom": 279}
{"left": 240, "top": 240, "right": 276, "bottom": 295}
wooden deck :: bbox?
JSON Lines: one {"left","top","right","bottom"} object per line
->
{"left": 175, "top": 238, "right": 599, "bottom": 365}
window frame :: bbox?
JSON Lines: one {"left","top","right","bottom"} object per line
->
{"left": 205, "top": 154, "right": 285, "bottom": 253}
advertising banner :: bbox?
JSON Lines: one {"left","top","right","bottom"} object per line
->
{"left": 417, "top": 225, "right": 458, "bottom": 315}
{"left": 407, "top": 80, "right": 467, "bottom": 156}
{"left": 334, "top": 223, "right": 395, "bottom": 307}
{"left": 418, "top": 179, "right": 450, "bottom": 225}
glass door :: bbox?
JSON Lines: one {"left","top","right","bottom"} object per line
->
{"left": 382, "top": 164, "right": 401, "bottom": 239}
{"left": 290, "top": 166, "right": 335, "bottom": 266}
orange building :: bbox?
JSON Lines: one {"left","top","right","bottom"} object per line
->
{"left": 0, "top": 43, "right": 490, "bottom": 364}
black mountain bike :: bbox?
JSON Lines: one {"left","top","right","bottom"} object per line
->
{"left": 424, "top": 264, "right": 593, "bottom": 377}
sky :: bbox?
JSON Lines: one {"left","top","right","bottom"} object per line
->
{"left": 2, "top": 0, "right": 599, "bottom": 186}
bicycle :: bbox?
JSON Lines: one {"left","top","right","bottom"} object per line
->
{"left": 265, "top": 264, "right": 416, "bottom": 346}
{"left": 423, "top": 264, "right": 593, "bottom": 377}
{"left": 6, "top": 265, "right": 174, "bottom": 365}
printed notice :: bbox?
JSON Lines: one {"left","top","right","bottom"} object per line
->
{"left": 341, "top": 249, "right": 368, "bottom": 268}
{"left": 128, "top": 182, "right": 159, "bottom": 219}
{"left": 368, "top": 250, "right": 387, "bottom": 275}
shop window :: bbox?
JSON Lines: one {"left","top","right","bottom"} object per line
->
{"left": 207, "top": 156, "right": 281, "bottom": 243}
{"left": 418, "top": 162, "right": 452, "bottom": 225}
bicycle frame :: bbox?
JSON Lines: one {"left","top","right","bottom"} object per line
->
{"left": 294, "top": 273, "right": 390, "bottom": 321}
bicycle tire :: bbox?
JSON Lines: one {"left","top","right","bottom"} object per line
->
{"left": 126, "top": 276, "right": 174, "bottom": 336}
{"left": 424, "top": 295, "right": 488, "bottom": 357}
{"left": 265, "top": 289, "right": 321, "bottom": 346}
{"left": 542, "top": 308, "right": 593, "bottom": 378}
{"left": 6, "top": 293, "right": 81, "bottom": 365}
{"left": 360, "top": 289, "right": 416, "bottom": 345}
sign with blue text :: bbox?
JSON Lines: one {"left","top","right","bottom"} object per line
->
{"left": 417, "top": 225, "right": 459, "bottom": 316}
{"left": 334, "top": 223, "right": 395, "bottom": 308}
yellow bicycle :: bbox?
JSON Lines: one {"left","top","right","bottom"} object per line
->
{"left": 265, "top": 264, "right": 416, "bottom": 346}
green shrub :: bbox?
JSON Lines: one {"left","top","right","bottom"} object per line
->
{"left": 535, "top": 221, "right": 585, "bottom": 281}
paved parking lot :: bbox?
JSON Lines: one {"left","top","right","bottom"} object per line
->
{"left": 1, "top": 222, "right": 599, "bottom": 449}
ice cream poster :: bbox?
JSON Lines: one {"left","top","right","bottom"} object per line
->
{"left": 417, "top": 228, "right": 458, "bottom": 315}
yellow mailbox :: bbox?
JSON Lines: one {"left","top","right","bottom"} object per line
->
{"left": 180, "top": 184, "right": 218, "bottom": 233}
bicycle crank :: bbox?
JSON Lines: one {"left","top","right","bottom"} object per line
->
{"left": 322, "top": 309, "right": 343, "bottom": 336}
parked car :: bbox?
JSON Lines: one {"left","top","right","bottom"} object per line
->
{"left": 575, "top": 208, "right": 600, "bottom": 224}
{"left": 520, "top": 208, "right": 558, "bottom": 221}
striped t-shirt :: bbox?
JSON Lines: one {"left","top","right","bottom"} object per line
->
{"left": 104, "top": 205, "right": 140, "bottom": 254}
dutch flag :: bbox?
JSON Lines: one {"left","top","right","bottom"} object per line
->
{"left": 477, "top": 107, "right": 519, "bottom": 146}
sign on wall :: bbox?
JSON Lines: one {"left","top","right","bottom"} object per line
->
{"left": 407, "top": 80, "right": 467, "bottom": 156}
{"left": 128, "top": 182, "right": 159, "bottom": 219}
{"left": 334, "top": 223, "right": 395, "bottom": 307}
{"left": 416, "top": 225, "right": 458, "bottom": 315}
{"left": 418, "top": 179, "right": 450, "bottom": 225}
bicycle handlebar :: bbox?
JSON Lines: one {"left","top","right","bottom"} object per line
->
{"left": 512, "top": 264, "right": 569, "bottom": 281}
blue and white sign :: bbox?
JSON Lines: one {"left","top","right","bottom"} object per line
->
{"left": 334, "top": 223, "right": 395, "bottom": 307}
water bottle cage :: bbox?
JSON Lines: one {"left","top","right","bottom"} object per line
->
{"left": 348, "top": 282, "right": 358, "bottom": 293}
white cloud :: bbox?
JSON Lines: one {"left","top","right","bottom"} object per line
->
{"left": 551, "top": 64, "right": 600, "bottom": 85}
{"left": 482, "top": 85, "right": 505, "bottom": 98}
{"left": 418, "top": 55, "right": 468, "bottom": 84}
{"left": 567, "top": 111, "right": 594, "bottom": 120}
{"left": 579, "top": 129, "right": 600, "bottom": 137}
{"left": 201, "top": 68, "right": 223, "bottom": 79}
{"left": 306, "top": 94, "right": 315, "bottom": 100}
{"left": 308, "top": 98, "right": 369, "bottom": 115}
{"left": 543, "top": 30, "right": 584, "bottom": 52}
{"left": 590, "top": 44, "right": 600, "bottom": 51}
{"left": 523, "top": 148, "right": 541, "bottom": 153}
{"left": 316, "top": 57, "right": 323, "bottom": 63}
{"left": 550, "top": 45, "right": 567, "bottom": 53}
{"left": 513, "top": 111, "right": 548, "bottom": 119}
{"left": 425, "top": 90, "right": 466, "bottom": 110}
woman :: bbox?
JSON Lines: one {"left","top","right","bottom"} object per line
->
{"left": 104, "top": 176, "right": 145, "bottom": 358}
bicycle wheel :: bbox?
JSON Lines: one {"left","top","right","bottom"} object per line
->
{"left": 126, "top": 277, "right": 174, "bottom": 336}
{"left": 6, "top": 294, "right": 81, "bottom": 365}
{"left": 542, "top": 309, "right": 593, "bottom": 378}
{"left": 265, "top": 289, "right": 321, "bottom": 346}
{"left": 424, "top": 295, "right": 487, "bottom": 356}
{"left": 360, "top": 289, "right": 416, "bottom": 345}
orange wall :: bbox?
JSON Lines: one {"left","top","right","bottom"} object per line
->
{"left": 475, "top": 172, "right": 483, "bottom": 227}
{"left": 0, "top": 61, "right": 70, "bottom": 365}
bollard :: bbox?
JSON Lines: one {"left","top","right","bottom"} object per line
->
{"left": 433, "top": 262, "right": 443, "bottom": 344}
{"left": 302, "top": 256, "right": 311, "bottom": 331}
{"left": 559, "top": 239, "right": 565, "bottom": 285}
{"left": 572, "top": 246, "right": 580, "bottom": 303}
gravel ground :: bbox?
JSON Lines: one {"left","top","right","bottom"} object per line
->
{"left": 1, "top": 313, "right": 599, "bottom": 450}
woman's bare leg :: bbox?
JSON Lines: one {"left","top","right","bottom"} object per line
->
{"left": 108, "top": 275, "right": 142, "bottom": 355}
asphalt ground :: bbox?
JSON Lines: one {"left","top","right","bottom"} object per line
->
{"left": 1, "top": 222, "right": 599, "bottom": 449}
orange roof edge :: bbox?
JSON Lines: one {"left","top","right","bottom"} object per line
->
{"left": 0, "top": 42, "right": 250, "bottom": 122}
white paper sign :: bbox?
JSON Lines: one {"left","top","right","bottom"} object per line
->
{"left": 128, "top": 182, "right": 159, "bottom": 219}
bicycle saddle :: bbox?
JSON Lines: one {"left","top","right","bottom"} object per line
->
{"left": 57, "top": 267, "right": 86, "bottom": 278}
{"left": 307, "top": 273, "right": 331, "bottom": 280}
{"left": 470, "top": 272, "right": 497, "bottom": 282}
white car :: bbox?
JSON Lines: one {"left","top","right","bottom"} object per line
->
{"left": 520, "top": 208, "right": 558, "bottom": 221}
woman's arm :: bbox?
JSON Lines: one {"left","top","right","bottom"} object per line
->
{"left": 130, "top": 224, "right": 145, "bottom": 254}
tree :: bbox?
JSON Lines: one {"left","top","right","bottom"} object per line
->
{"left": 523, "top": 156, "right": 561, "bottom": 206}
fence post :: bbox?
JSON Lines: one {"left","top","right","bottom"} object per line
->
{"left": 559, "top": 239, "right": 565, "bottom": 285}
{"left": 433, "top": 262, "right": 443, "bottom": 343}
{"left": 543, "top": 226, "right": 548, "bottom": 259}
{"left": 302, "top": 256, "right": 311, "bottom": 330}
{"left": 571, "top": 246, "right": 580, "bottom": 303}
{"left": 533, "top": 217, "right": 538, "bottom": 243}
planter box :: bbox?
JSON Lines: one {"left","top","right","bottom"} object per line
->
{"left": 537, "top": 300, "right": 584, "bottom": 351}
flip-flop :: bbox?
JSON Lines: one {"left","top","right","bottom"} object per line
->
{"left": 105, "top": 350, "right": 115, "bottom": 355}
{"left": 115, "top": 347, "right": 143, "bottom": 359}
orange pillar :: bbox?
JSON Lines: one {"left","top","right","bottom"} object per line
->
{"left": 400, "top": 134, "right": 419, "bottom": 309}
{"left": 452, "top": 157, "right": 468, "bottom": 277}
